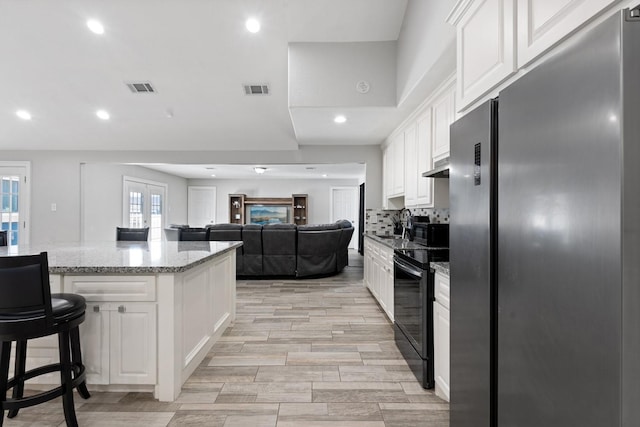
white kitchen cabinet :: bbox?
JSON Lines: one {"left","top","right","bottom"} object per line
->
{"left": 431, "top": 84, "right": 457, "bottom": 161}
{"left": 404, "top": 124, "right": 418, "bottom": 207}
{"left": 449, "top": 0, "right": 516, "bottom": 111}
{"left": 416, "top": 111, "right": 434, "bottom": 206}
{"left": 82, "top": 303, "right": 157, "bottom": 386}
{"left": 382, "top": 133, "right": 406, "bottom": 208}
{"left": 517, "top": 0, "right": 619, "bottom": 67}
{"left": 364, "top": 237, "right": 395, "bottom": 321}
{"left": 392, "top": 133, "right": 405, "bottom": 196}
{"left": 382, "top": 145, "right": 392, "bottom": 208}
{"left": 433, "top": 271, "right": 450, "bottom": 402}
{"left": 80, "top": 302, "right": 157, "bottom": 385}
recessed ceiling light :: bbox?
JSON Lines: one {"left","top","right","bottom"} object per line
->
{"left": 245, "top": 18, "right": 260, "bottom": 33}
{"left": 322, "top": 174, "right": 328, "bottom": 178}
{"left": 334, "top": 115, "right": 347, "bottom": 124}
{"left": 16, "top": 110, "right": 31, "bottom": 120}
{"left": 254, "top": 167, "right": 267, "bottom": 174}
{"left": 87, "top": 19, "right": 104, "bottom": 35}
{"left": 210, "top": 174, "right": 216, "bottom": 177}
{"left": 96, "top": 110, "right": 110, "bottom": 120}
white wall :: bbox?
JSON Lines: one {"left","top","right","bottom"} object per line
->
{"left": 188, "top": 178, "right": 359, "bottom": 225}
{"left": 82, "top": 163, "right": 188, "bottom": 241}
{"left": 289, "top": 41, "right": 396, "bottom": 107}
{"left": 396, "top": 0, "right": 457, "bottom": 107}
{"left": 0, "top": 145, "right": 380, "bottom": 244}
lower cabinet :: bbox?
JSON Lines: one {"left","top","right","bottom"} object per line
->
{"left": 364, "top": 237, "right": 394, "bottom": 321}
{"left": 81, "top": 302, "right": 157, "bottom": 385}
{"left": 433, "top": 271, "right": 450, "bottom": 402}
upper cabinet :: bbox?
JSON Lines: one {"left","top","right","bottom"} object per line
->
{"left": 449, "top": 0, "right": 620, "bottom": 111}
{"left": 431, "top": 84, "right": 456, "bottom": 161}
{"left": 404, "top": 124, "right": 418, "bottom": 208}
{"left": 416, "top": 110, "right": 434, "bottom": 206}
{"left": 449, "top": 0, "right": 516, "bottom": 111}
{"left": 382, "top": 132, "right": 405, "bottom": 209}
{"left": 517, "top": 0, "right": 619, "bottom": 67}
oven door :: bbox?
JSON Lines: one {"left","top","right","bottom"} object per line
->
{"left": 393, "top": 255, "right": 430, "bottom": 358}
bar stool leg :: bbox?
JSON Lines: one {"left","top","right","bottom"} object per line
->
{"left": 69, "top": 327, "right": 90, "bottom": 399}
{"left": 7, "top": 340, "right": 26, "bottom": 418}
{"left": 58, "top": 331, "right": 78, "bottom": 427}
{"left": 0, "top": 341, "right": 11, "bottom": 427}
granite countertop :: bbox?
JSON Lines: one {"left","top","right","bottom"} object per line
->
{"left": 0, "top": 241, "right": 243, "bottom": 274}
{"left": 364, "top": 233, "right": 429, "bottom": 250}
{"left": 431, "top": 262, "right": 450, "bottom": 277}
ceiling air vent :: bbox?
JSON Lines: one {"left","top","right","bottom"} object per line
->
{"left": 126, "top": 81, "right": 157, "bottom": 94}
{"left": 243, "top": 84, "right": 269, "bottom": 95}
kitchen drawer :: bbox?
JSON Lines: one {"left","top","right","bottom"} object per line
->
{"left": 64, "top": 275, "right": 156, "bottom": 302}
{"left": 434, "top": 272, "right": 450, "bottom": 310}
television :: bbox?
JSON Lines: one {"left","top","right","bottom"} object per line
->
{"left": 247, "top": 205, "right": 291, "bottom": 225}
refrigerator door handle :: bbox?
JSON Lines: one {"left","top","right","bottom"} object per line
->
{"left": 393, "top": 256, "right": 423, "bottom": 278}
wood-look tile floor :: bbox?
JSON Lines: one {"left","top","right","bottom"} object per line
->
{"left": 4, "top": 252, "right": 449, "bottom": 426}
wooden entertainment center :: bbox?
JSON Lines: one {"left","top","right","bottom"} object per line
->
{"left": 229, "top": 194, "right": 308, "bottom": 225}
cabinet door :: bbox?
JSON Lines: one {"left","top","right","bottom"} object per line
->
{"left": 404, "top": 124, "right": 418, "bottom": 207}
{"left": 416, "top": 110, "right": 434, "bottom": 206}
{"left": 80, "top": 303, "right": 110, "bottom": 385}
{"left": 432, "top": 86, "right": 456, "bottom": 161}
{"left": 393, "top": 133, "right": 405, "bottom": 195}
{"left": 455, "top": 0, "right": 516, "bottom": 110}
{"left": 517, "top": 0, "right": 618, "bottom": 67}
{"left": 434, "top": 302, "right": 451, "bottom": 402}
{"left": 372, "top": 257, "right": 381, "bottom": 300}
{"left": 383, "top": 144, "right": 393, "bottom": 205}
{"left": 109, "top": 303, "right": 157, "bottom": 385}
{"left": 384, "top": 264, "right": 394, "bottom": 321}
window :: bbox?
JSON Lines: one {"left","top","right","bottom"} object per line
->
{"left": 0, "top": 162, "right": 30, "bottom": 246}
{"left": 123, "top": 177, "right": 167, "bottom": 242}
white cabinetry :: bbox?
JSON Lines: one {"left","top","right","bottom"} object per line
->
{"left": 450, "top": 0, "right": 516, "bottom": 110}
{"left": 517, "top": 0, "right": 618, "bottom": 67}
{"left": 382, "top": 132, "right": 406, "bottom": 208}
{"left": 71, "top": 276, "right": 158, "bottom": 385}
{"left": 449, "top": 0, "right": 618, "bottom": 111}
{"left": 416, "top": 111, "right": 433, "bottom": 206}
{"left": 433, "top": 271, "right": 450, "bottom": 402}
{"left": 431, "top": 84, "right": 457, "bottom": 161}
{"left": 404, "top": 124, "right": 418, "bottom": 207}
{"left": 364, "top": 237, "right": 394, "bottom": 321}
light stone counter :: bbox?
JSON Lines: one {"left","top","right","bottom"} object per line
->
{"left": 0, "top": 240, "right": 242, "bottom": 402}
{"left": 0, "top": 240, "right": 242, "bottom": 274}
{"left": 431, "top": 261, "right": 450, "bottom": 277}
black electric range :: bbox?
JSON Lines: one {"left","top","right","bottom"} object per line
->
{"left": 393, "top": 223, "right": 449, "bottom": 389}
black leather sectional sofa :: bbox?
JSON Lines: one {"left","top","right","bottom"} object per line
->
{"left": 204, "top": 221, "right": 354, "bottom": 278}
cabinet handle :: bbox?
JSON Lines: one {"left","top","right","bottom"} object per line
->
{"left": 93, "top": 305, "right": 100, "bottom": 313}
{"left": 118, "top": 305, "right": 126, "bottom": 313}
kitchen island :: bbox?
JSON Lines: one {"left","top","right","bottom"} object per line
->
{"left": 0, "top": 240, "right": 242, "bottom": 402}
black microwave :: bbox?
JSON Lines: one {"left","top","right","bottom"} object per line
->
{"left": 412, "top": 223, "right": 449, "bottom": 247}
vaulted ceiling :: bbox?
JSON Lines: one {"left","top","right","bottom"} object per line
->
{"left": 0, "top": 0, "right": 455, "bottom": 152}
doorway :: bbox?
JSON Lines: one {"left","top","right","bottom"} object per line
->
{"left": 330, "top": 186, "right": 359, "bottom": 249}
{"left": 123, "top": 177, "right": 167, "bottom": 242}
{"left": 187, "top": 186, "right": 217, "bottom": 227}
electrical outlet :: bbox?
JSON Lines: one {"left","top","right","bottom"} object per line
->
{"left": 51, "top": 203, "right": 57, "bottom": 212}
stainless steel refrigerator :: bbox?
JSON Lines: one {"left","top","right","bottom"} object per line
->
{"left": 450, "top": 7, "right": 640, "bottom": 427}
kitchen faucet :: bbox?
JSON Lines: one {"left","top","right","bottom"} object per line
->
{"left": 401, "top": 208, "right": 413, "bottom": 240}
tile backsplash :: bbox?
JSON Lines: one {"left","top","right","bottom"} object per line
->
{"left": 365, "top": 207, "right": 450, "bottom": 235}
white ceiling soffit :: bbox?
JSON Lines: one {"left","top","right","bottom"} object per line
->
{"left": 0, "top": 0, "right": 419, "bottom": 152}
{"left": 139, "top": 163, "right": 366, "bottom": 180}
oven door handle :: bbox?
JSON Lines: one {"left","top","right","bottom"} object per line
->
{"left": 393, "top": 256, "right": 423, "bottom": 279}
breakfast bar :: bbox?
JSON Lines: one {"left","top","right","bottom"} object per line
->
{"left": 0, "top": 240, "right": 242, "bottom": 402}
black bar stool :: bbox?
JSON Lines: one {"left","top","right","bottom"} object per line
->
{"left": 0, "top": 252, "right": 90, "bottom": 427}
{"left": 116, "top": 227, "right": 149, "bottom": 241}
